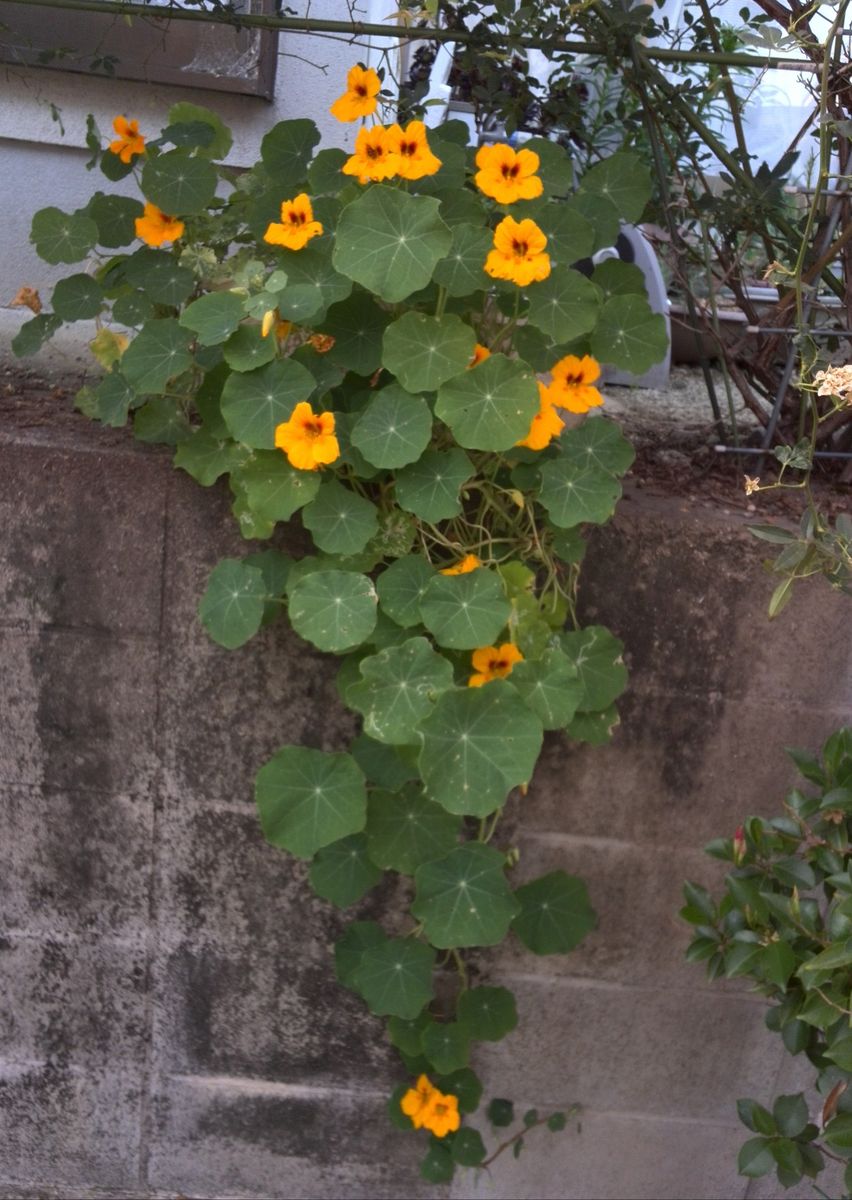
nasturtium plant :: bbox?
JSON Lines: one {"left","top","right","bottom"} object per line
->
{"left": 21, "top": 81, "right": 665, "bottom": 1181}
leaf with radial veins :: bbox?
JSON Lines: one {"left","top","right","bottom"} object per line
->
{"left": 222, "top": 323, "right": 278, "bottom": 373}
{"left": 376, "top": 555, "right": 437, "bottom": 628}
{"left": 559, "top": 625, "right": 627, "bottom": 712}
{"left": 579, "top": 151, "right": 652, "bottom": 224}
{"left": 510, "top": 649, "right": 584, "bottom": 730}
{"left": 421, "top": 1022, "right": 470, "bottom": 1074}
{"left": 525, "top": 268, "right": 601, "bottom": 343}
{"left": 141, "top": 149, "right": 218, "bottom": 215}
{"left": 538, "top": 457, "right": 622, "bottom": 528}
{"left": 350, "top": 383, "right": 433, "bottom": 469}
{"left": 512, "top": 870, "right": 597, "bottom": 954}
{"left": 308, "top": 832, "right": 382, "bottom": 908}
{"left": 232, "top": 450, "right": 321, "bottom": 522}
{"left": 558, "top": 416, "right": 635, "bottom": 477}
{"left": 255, "top": 745, "right": 367, "bottom": 859}
{"left": 121, "top": 319, "right": 193, "bottom": 394}
{"left": 332, "top": 186, "right": 452, "bottom": 303}
{"left": 323, "top": 292, "right": 391, "bottom": 376}
{"left": 432, "top": 223, "right": 493, "bottom": 297}
{"left": 419, "top": 570, "right": 511, "bottom": 650}
{"left": 334, "top": 919, "right": 387, "bottom": 989}
{"left": 198, "top": 558, "right": 267, "bottom": 649}
{"left": 417, "top": 681, "right": 543, "bottom": 817}
{"left": 288, "top": 569, "right": 377, "bottom": 652}
{"left": 174, "top": 431, "right": 250, "bottom": 487}
{"left": 220, "top": 358, "right": 315, "bottom": 448}
{"left": 354, "top": 937, "right": 436, "bottom": 1019}
{"left": 366, "top": 783, "right": 461, "bottom": 874}
{"left": 348, "top": 637, "right": 454, "bottom": 745}
{"left": 180, "top": 292, "right": 245, "bottom": 346}
{"left": 435, "top": 353, "right": 539, "bottom": 451}
{"left": 412, "top": 843, "right": 520, "bottom": 948}
{"left": 590, "top": 294, "right": 669, "bottom": 375}
{"left": 382, "top": 311, "right": 475, "bottom": 392}
{"left": 394, "top": 448, "right": 475, "bottom": 523}
{"left": 301, "top": 478, "right": 379, "bottom": 555}
{"left": 457, "top": 985, "right": 518, "bottom": 1042}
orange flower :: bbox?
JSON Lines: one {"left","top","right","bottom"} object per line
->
{"left": 400, "top": 1074, "right": 437, "bottom": 1129}
{"left": 109, "top": 115, "right": 145, "bottom": 164}
{"left": 264, "top": 194, "right": 323, "bottom": 251}
{"left": 421, "top": 1089, "right": 461, "bottom": 1138}
{"left": 484, "top": 216, "right": 550, "bottom": 287}
{"left": 469, "top": 343, "right": 491, "bottom": 368}
{"left": 135, "top": 202, "right": 184, "bottom": 247}
{"left": 385, "top": 120, "right": 442, "bottom": 180}
{"left": 548, "top": 354, "right": 604, "bottom": 414}
{"left": 330, "top": 64, "right": 381, "bottom": 122}
{"left": 515, "top": 381, "right": 565, "bottom": 450}
{"left": 474, "top": 142, "right": 543, "bottom": 204}
{"left": 342, "top": 125, "right": 398, "bottom": 185}
{"left": 440, "top": 553, "right": 481, "bottom": 576}
{"left": 468, "top": 642, "right": 524, "bottom": 688}
{"left": 307, "top": 333, "right": 336, "bottom": 353}
{"left": 275, "top": 402, "right": 339, "bottom": 471}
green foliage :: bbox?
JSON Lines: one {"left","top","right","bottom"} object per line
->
{"left": 24, "top": 103, "right": 664, "bottom": 1180}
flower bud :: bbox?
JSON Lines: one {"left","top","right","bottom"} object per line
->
{"left": 732, "top": 825, "right": 746, "bottom": 865}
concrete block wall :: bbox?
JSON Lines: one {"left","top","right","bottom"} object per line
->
{"left": 0, "top": 404, "right": 849, "bottom": 1199}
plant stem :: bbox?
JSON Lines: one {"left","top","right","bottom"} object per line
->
{"left": 480, "top": 1106, "right": 580, "bottom": 1168}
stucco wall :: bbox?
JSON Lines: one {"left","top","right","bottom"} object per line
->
{"left": 0, "top": 387, "right": 849, "bottom": 1198}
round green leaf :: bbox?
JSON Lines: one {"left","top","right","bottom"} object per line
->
{"left": 256, "top": 745, "right": 367, "bottom": 859}
{"left": 590, "top": 294, "right": 669, "bottom": 375}
{"left": 167, "top": 101, "right": 233, "bottom": 159}
{"left": 134, "top": 397, "right": 191, "bottom": 445}
{"left": 351, "top": 734, "right": 419, "bottom": 791}
{"left": 538, "top": 458, "right": 622, "bottom": 528}
{"left": 92, "top": 370, "right": 136, "bottom": 427}
{"left": 308, "top": 147, "right": 348, "bottom": 194}
{"left": 366, "top": 783, "right": 461, "bottom": 874}
{"left": 350, "top": 383, "right": 433, "bottom": 470}
{"left": 124, "top": 249, "right": 195, "bottom": 307}
{"left": 579, "top": 151, "right": 652, "bottom": 224}
{"left": 198, "top": 558, "right": 267, "bottom": 649}
{"left": 309, "top": 832, "right": 382, "bottom": 908}
{"left": 520, "top": 136, "right": 574, "bottom": 200}
{"left": 559, "top": 416, "right": 635, "bottom": 477}
{"left": 332, "top": 186, "right": 452, "bottom": 303}
{"left": 180, "top": 292, "right": 245, "bottom": 346}
{"left": 302, "top": 478, "right": 379, "bottom": 555}
{"left": 388, "top": 1010, "right": 433, "bottom": 1057}
{"left": 261, "top": 118, "right": 320, "bottom": 182}
{"left": 451, "top": 1127, "right": 486, "bottom": 1168}
{"left": 376, "top": 555, "right": 437, "bottom": 628}
{"left": 121, "top": 319, "right": 193, "bottom": 394}
{"left": 141, "top": 149, "right": 218, "bottom": 215}
{"left": 566, "top": 705, "right": 620, "bottom": 744}
{"left": 51, "top": 274, "right": 104, "bottom": 321}
{"left": 439, "top": 1067, "right": 482, "bottom": 1114}
{"left": 591, "top": 259, "right": 648, "bottom": 302}
{"left": 174, "top": 431, "right": 248, "bottom": 487}
{"left": 395, "top": 448, "right": 474, "bottom": 523}
{"left": 113, "top": 290, "right": 155, "bottom": 327}
{"left": 535, "top": 202, "right": 595, "bottom": 264}
{"left": 432, "top": 223, "right": 493, "bottom": 297}
{"left": 510, "top": 649, "right": 584, "bottom": 730}
{"left": 420, "top": 1143, "right": 455, "bottom": 1184}
{"left": 323, "top": 292, "right": 391, "bottom": 376}
{"left": 88, "top": 192, "right": 144, "bottom": 248}
{"left": 274, "top": 241, "right": 352, "bottom": 318}
{"left": 30, "top": 206, "right": 98, "bottom": 264}
{"left": 412, "top": 843, "right": 520, "bottom": 948}
{"left": 457, "top": 985, "right": 518, "bottom": 1042}
{"left": 349, "top": 637, "right": 454, "bottom": 745}
{"left": 288, "top": 569, "right": 378, "bottom": 652}
{"left": 222, "top": 323, "right": 278, "bottom": 373}
{"left": 512, "top": 870, "right": 597, "bottom": 955}
{"left": 382, "top": 312, "right": 475, "bottom": 394}
{"left": 354, "top": 937, "right": 436, "bottom": 1019}
{"left": 559, "top": 626, "right": 628, "bottom": 712}
{"left": 232, "top": 450, "right": 321, "bottom": 520}
{"left": 12, "top": 314, "right": 61, "bottom": 357}
{"left": 526, "top": 268, "right": 601, "bottom": 343}
{"left": 421, "top": 1022, "right": 469, "bottom": 1074}
{"left": 417, "top": 681, "right": 543, "bottom": 817}
{"left": 220, "top": 358, "right": 315, "bottom": 448}
{"left": 419, "top": 570, "right": 511, "bottom": 650}
{"left": 435, "top": 353, "right": 539, "bottom": 451}
{"left": 334, "top": 920, "right": 387, "bottom": 989}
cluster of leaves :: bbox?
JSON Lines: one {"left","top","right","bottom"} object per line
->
{"left": 19, "top": 101, "right": 665, "bottom": 1179}
{"left": 750, "top": 507, "right": 852, "bottom": 618}
{"left": 684, "top": 729, "right": 852, "bottom": 1194}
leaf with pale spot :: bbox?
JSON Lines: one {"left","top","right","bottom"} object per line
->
{"left": 457, "top": 985, "right": 518, "bottom": 1042}
{"left": 436, "top": 353, "right": 539, "bottom": 451}
{"left": 256, "top": 745, "right": 366, "bottom": 859}
{"left": 366, "top": 783, "right": 461, "bottom": 874}
{"left": 141, "top": 149, "right": 217, "bottom": 215}
{"left": 394, "top": 448, "right": 474, "bottom": 523}
{"left": 288, "top": 569, "right": 377, "bottom": 652}
{"left": 559, "top": 417, "right": 635, "bottom": 477}
{"left": 382, "top": 312, "right": 475, "bottom": 394}
{"left": 525, "top": 268, "right": 601, "bottom": 343}
{"left": 535, "top": 202, "right": 595, "bottom": 265}
{"left": 302, "top": 478, "right": 379, "bottom": 555}
{"left": 377, "top": 555, "right": 437, "bottom": 628}
{"left": 261, "top": 118, "right": 320, "bottom": 183}
{"left": 198, "top": 558, "right": 267, "bottom": 649}
{"left": 512, "top": 871, "right": 597, "bottom": 954}
{"left": 180, "top": 292, "right": 245, "bottom": 346}
{"left": 421, "top": 1022, "right": 470, "bottom": 1074}
{"left": 121, "top": 319, "right": 193, "bottom": 394}
{"left": 559, "top": 625, "right": 627, "bottom": 711}
{"left": 52, "top": 274, "right": 104, "bottom": 321}
{"left": 591, "top": 259, "right": 647, "bottom": 302}
{"left": 412, "top": 843, "right": 520, "bottom": 948}
{"left": 273, "top": 241, "right": 352, "bottom": 319}
{"left": 419, "top": 570, "right": 510, "bottom": 651}
{"left": 510, "top": 649, "right": 584, "bottom": 730}
{"left": 538, "top": 458, "right": 622, "bottom": 528}
{"left": 233, "top": 450, "right": 321, "bottom": 521}
{"left": 349, "top": 637, "right": 454, "bottom": 745}
{"left": 579, "top": 152, "right": 652, "bottom": 224}
{"left": 354, "top": 937, "right": 436, "bottom": 1019}
{"left": 12, "top": 314, "right": 62, "bottom": 357}
{"left": 590, "top": 294, "right": 669, "bottom": 375}
{"left": 125, "top": 250, "right": 195, "bottom": 307}
{"left": 309, "top": 832, "right": 382, "bottom": 908}
{"left": 349, "top": 383, "right": 432, "bottom": 471}
{"left": 31, "top": 206, "right": 98, "bottom": 264}
{"left": 223, "top": 323, "right": 278, "bottom": 373}
{"left": 417, "top": 681, "right": 543, "bottom": 817}
{"left": 220, "top": 358, "right": 315, "bottom": 448}
{"left": 432, "top": 223, "right": 492, "bottom": 297}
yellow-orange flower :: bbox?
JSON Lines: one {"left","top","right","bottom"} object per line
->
{"left": 342, "top": 125, "right": 398, "bottom": 185}
{"left": 109, "top": 115, "right": 145, "bottom": 164}
{"left": 468, "top": 642, "right": 524, "bottom": 688}
{"left": 548, "top": 354, "right": 604, "bottom": 414}
{"left": 474, "top": 142, "right": 543, "bottom": 204}
{"left": 440, "top": 553, "right": 481, "bottom": 576}
{"left": 135, "top": 202, "right": 184, "bottom": 247}
{"left": 385, "top": 120, "right": 442, "bottom": 181}
{"left": 260, "top": 309, "right": 292, "bottom": 341}
{"left": 308, "top": 333, "right": 336, "bottom": 353}
{"left": 275, "top": 402, "right": 339, "bottom": 471}
{"left": 421, "top": 1089, "right": 461, "bottom": 1138}
{"left": 400, "top": 1074, "right": 436, "bottom": 1129}
{"left": 330, "top": 64, "right": 381, "bottom": 122}
{"left": 516, "top": 381, "right": 565, "bottom": 450}
{"left": 469, "top": 343, "right": 491, "bottom": 368}
{"left": 484, "top": 216, "right": 550, "bottom": 287}
{"left": 264, "top": 194, "right": 323, "bottom": 251}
